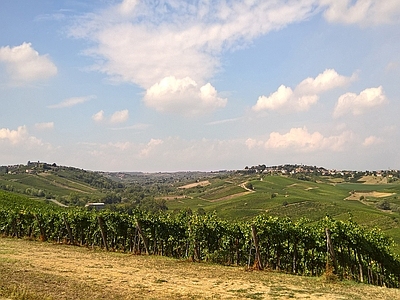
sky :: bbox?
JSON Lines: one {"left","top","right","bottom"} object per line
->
{"left": 1, "top": 0, "right": 400, "bottom": 172}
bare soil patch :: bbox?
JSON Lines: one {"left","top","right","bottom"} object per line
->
{"left": 178, "top": 180, "right": 211, "bottom": 189}
{"left": 346, "top": 192, "right": 395, "bottom": 201}
{"left": 1, "top": 238, "right": 400, "bottom": 300}
{"left": 358, "top": 175, "right": 388, "bottom": 184}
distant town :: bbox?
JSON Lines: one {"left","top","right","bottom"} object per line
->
{"left": 242, "top": 164, "right": 400, "bottom": 182}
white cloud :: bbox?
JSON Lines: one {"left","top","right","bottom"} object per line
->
{"left": 206, "top": 117, "right": 242, "bottom": 126}
{"left": 110, "top": 123, "right": 150, "bottom": 131}
{"left": 68, "top": 1, "right": 320, "bottom": 114}
{"left": 118, "top": 0, "right": 139, "bottom": 15}
{"left": 0, "top": 42, "right": 57, "bottom": 83}
{"left": 108, "top": 141, "right": 132, "bottom": 151}
{"left": 35, "top": 122, "right": 54, "bottom": 130}
{"left": 264, "top": 127, "right": 353, "bottom": 152}
{"left": 69, "top": 1, "right": 317, "bottom": 85}
{"left": 333, "top": 86, "right": 387, "bottom": 117}
{"left": 0, "top": 126, "right": 56, "bottom": 164}
{"left": 363, "top": 135, "right": 383, "bottom": 147}
{"left": 49, "top": 95, "right": 96, "bottom": 109}
{"left": 140, "top": 138, "right": 163, "bottom": 157}
{"left": 321, "top": 0, "right": 400, "bottom": 25}
{"left": 92, "top": 109, "right": 130, "bottom": 124}
{"left": 253, "top": 85, "right": 294, "bottom": 111}
{"left": 253, "top": 69, "right": 354, "bottom": 112}
{"left": 0, "top": 126, "right": 43, "bottom": 146}
{"left": 92, "top": 110, "right": 104, "bottom": 122}
{"left": 110, "top": 109, "right": 129, "bottom": 124}
{"left": 143, "top": 76, "right": 227, "bottom": 115}
{"left": 295, "top": 69, "right": 355, "bottom": 95}
{"left": 245, "top": 138, "right": 264, "bottom": 150}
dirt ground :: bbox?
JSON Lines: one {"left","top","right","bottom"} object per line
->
{"left": 178, "top": 180, "right": 211, "bottom": 189}
{"left": 346, "top": 191, "right": 395, "bottom": 201}
{"left": 358, "top": 176, "right": 388, "bottom": 185}
{"left": 1, "top": 238, "right": 400, "bottom": 300}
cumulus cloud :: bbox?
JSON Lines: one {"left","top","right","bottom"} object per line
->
{"left": 245, "top": 138, "right": 264, "bottom": 150}
{"left": 253, "top": 69, "right": 354, "bottom": 112}
{"left": 0, "top": 126, "right": 43, "bottom": 146}
{"left": 68, "top": 0, "right": 321, "bottom": 114}
{"left": 143, "top": 76, "right": 227, "bottom": 115}
{"left": 118, "top": 0, "right": 139, "bottom": 15}
{"left": 263, "top": 127, "right": 353, "bottom": 152}
{"left": 140, "top": 138, "right": 163, "bottom": 157}
{"left": 49, "top": 95, "right": 96, "bottom": 108}
{"left": 333, "top": 86, "right": 387, "bottom": 117}
{"left": 64, "top": 0, "right": 400, "bottom": 116}
{"left": 321, "top": 0, "right": 400, "bottom": 25}
{"left": 93, "top": 109, "right": 129, "bottom": 124}
{"left": 69, "top": 1, "right": 317, "bottom": 85}
{"left": 35, "top": 122, "right": 54, "bottom": 130}
{"left": 363, "top": 135, "right": 383, "bottom": 147}
{"left": 92, "top": 110, "right": 104, "bottom": 122}
{"left": 0, "top": 42, "right": 57, "bottom": 83}
{"left": 110, "top": 109, "right": 129, "bottom": 124}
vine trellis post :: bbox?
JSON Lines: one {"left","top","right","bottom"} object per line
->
{"left": 325, "top": 228, "right": 337, "bottom": 274}
{"left": 251, "top": 225, "right": 263, "bottom": 270}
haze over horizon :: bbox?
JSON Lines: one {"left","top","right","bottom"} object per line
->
{"left": 1, "top": 0, "right": 399, "bottom": 172}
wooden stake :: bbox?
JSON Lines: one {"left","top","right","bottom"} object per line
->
{"left": 135, "top": 221, "right": 149, "bottom": 254}
{"left": 97, "top": 216, "right": 108, "bottom": 251}
{"left": 325, "top": 228, "right": 337, "bottom": 274}
{"left": 63, "top": 215, "right": 74, "bottom": 245}
{"left": 251, "top": 225, "right": 263, "bottom": 270}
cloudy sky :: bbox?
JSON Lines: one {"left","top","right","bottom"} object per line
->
{"left": 1, "top": 0, "right": 399, "bottom": 172}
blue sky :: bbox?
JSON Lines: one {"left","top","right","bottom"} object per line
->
{"left": 1, "top": 0, "right": 399, "bottom": 172}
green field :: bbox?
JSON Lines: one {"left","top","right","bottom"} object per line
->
{"left": 167, "top": 174, "right": 400, "bottom": 251}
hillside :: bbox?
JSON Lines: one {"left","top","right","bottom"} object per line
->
{"left": 164, "top": 172, "right": 400, "bottom": 251}
{"left": 1, "top": 238, "right": 400, "bottom": 300}
{"left": 0, "top": 163, "right": 115, "bottom": 205}
{"left": 0, "top": 162, "right": 170, "bottom": 210}
{"left": 2, "top": 162, "right": 400, "bottom": 249}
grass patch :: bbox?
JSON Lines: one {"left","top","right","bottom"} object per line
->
{"left": 1, "top": 238, "right": 400, "bottom": 300}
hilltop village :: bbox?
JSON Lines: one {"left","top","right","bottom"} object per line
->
{"left": 243, "top": 164, "right": 400, "bottom": 181}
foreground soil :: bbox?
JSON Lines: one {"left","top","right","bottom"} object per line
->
{"left": 1, "top": 238, "right": 399, "bottom": 300}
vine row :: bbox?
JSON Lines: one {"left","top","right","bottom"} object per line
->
{"left": 1, "top": 191, "right": 399, "bottom": 288}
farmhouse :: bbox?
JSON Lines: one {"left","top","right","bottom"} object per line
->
{"left": 85, "top": 202, "right": 105, "bottom": 210}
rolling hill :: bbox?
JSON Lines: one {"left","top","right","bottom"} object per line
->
{"left": 1, "top": 162, "right": 400, "bottom": 251}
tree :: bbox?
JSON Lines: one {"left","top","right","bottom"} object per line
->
{"left": 376, "top": 200, "right": 391, "bottom": 210}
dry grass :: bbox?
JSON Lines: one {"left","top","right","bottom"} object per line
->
{"left": 1, "top": 237, "right": 400, "bottom": 299}
{"left": 346, "top": 191, "right": 395, "bottom": 201}
{"left": 358, "top": 176, "right": 388, "bottom": 185}
{"left": 178, "top": 180, "right": 211, "bottom": 189}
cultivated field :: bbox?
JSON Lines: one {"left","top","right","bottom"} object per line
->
{"left": 1, "top": 238, "right": 400, "bottom": 300}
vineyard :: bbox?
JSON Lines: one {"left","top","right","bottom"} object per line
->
{"left": 1, "top": 190, "right": 400, "bottom": 289}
